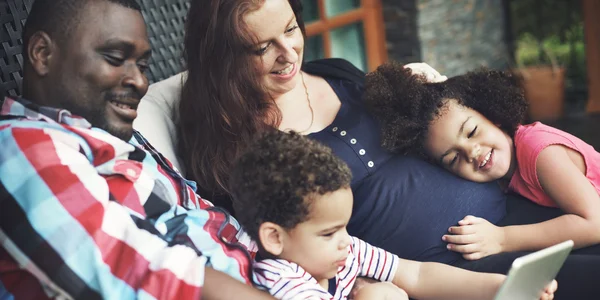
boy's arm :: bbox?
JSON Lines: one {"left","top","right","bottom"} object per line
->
{"left": 392, "top": 259, "right": 505, "bottom": 300}
{"left": 203, "top": 268, "right": 275, "bottom": 300}
{"left": 501, "top": 145, "right": 600, "bottom": 252}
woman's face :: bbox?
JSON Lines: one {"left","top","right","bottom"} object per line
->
{"left": 244, "top": 0, "right": 304, "bottom": 98}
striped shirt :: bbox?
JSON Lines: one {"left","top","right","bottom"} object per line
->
{"left": 254, "top": 236, "right": 398, "bottom": 299}
{"left": 0, "top": 97, "right": 256, "bottom": 300}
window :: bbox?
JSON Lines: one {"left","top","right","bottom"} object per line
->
{"left": 302, "top": 0, "right": 387, "bottom": 72}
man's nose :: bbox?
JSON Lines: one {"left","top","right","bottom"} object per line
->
{"left": 122, "top": 63, "right": 148, "bottom": 97}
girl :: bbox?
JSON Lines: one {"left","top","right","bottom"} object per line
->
{"left": 364, "top": 61, "right": 600, "bottom": 260}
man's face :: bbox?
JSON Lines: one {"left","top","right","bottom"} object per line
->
{"left": 48, "top": 1, "right": 152, "bottom": 141}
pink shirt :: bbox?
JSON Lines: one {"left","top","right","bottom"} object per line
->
{"left": 508, "top": 122, "right": 600, "bottom": 207}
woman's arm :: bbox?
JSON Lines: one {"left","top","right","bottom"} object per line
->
{"left": 502, "top": 144, "right": 600, "bottom": 251}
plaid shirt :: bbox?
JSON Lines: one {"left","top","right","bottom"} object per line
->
{"left": 0, "top": 97, "right": 256, "bottom": 300}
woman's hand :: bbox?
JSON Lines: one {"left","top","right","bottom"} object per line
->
{"left": 443, "top": 215, "right": 506, "bottom": 260}
{"left": 403, "top": 62, "right": 448, "bottom": 83}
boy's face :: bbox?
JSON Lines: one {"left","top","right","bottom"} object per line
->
{"left": 424, "top": 99, "right": 517, "bottom": 183}
{"left": 280, "top": 187, "right": 353, "bottom": 284}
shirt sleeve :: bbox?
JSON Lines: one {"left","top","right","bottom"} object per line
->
{"left": 0, "top": 124, "right": 205, "bottom": 300}
{"left": 253, "top": 259, "right": 332, "bottom": 300}
{"left": 352, "top": 237, "right": 399, "bottom": 282}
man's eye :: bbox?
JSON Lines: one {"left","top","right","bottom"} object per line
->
{"left": 137, "top": 62, "right": 149, "bottom": 73}
{"left": 104, "top": 54, "right": 125, "bottom": 66}
{"left": 468, "top": 126, "right": 478, "bottom": 138}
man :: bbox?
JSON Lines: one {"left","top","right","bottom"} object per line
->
{"left": 0, "top": 0, "right": 273, "bottom": 299}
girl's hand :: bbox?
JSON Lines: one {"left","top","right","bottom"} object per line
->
{"left": 403, "top": 62, "right": 448, "bottom": 83}
{"left": 442, "top": 215, "right": 506, "bottom": 260}
{"left": 539, "top": 280, "right": 557, "bottom": 300}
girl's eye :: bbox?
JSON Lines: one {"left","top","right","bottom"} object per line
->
{"left": 285, "top": 25, "right": 299, "bottom": 34}
{"left": 323, "top": 232, "right": 335, "bottom": 237}
{"left": 449, "top": 154, "right": 458, "bottom": 166}
{"left": 468, "top": 126, "right": 478, "bottom": 138}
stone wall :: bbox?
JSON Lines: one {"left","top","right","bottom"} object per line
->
{"left": 382, "top": 0, "right": 510, "bottom": 76}
{"left": 381, "top": 0, "right": 421, "bottom": 64}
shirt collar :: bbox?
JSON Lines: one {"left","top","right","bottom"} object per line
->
{"left": 1, "top": 96, "right": 92, "bottom": 128}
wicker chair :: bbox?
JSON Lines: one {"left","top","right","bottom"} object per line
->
{"left": 0, "top": 0, "right": 190, "bottom": 99}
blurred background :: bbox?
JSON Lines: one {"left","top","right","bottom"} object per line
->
{"left": 300, "top": 0, "right": 600, "bottom": 123}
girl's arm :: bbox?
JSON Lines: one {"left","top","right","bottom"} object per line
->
{"left": 392, "top": 258, "right": 505, "bottom": 300}
{"left": 501, "top": 144, "right": 600, "bottom": 251}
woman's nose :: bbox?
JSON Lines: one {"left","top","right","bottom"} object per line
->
{"left": 277, "top": 41, "right": 299, "bottom": 64}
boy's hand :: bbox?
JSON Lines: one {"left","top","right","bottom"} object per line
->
{"left": 442, "top": 215, "right": 506, "bottom": 260}
{"left": 539, "top": 280, "right": 557, "bottom": 300}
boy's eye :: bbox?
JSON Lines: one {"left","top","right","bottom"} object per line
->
{"left": 468, "top": 126, "right": 478, "bottom": 138}
{"left": 322, "top": 232, "right": 335, "bottom": 237}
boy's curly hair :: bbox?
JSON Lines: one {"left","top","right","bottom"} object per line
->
{"left": 364, "top": 61, "right": 528, "bottom": 159}
{"left": 229, "top": 130, "right": 352, "bottom": 243}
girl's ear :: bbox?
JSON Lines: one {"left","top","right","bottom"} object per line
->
{"left": 258, "top": 222, "right": 285, "bottom": 257}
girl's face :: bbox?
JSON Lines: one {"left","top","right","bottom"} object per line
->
{"left": 244, "top": 0, "right": 304, "bottom": 98}
{"left": 424, "top": 99, "right": 517, "bottom": 183}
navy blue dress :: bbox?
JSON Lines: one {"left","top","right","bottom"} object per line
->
{"left": 309, "top": 77, "right": 506, "bottom": 264}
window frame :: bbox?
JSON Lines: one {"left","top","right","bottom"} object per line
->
{"left": 304, "top": 0, "right": 387, "bottom": 71}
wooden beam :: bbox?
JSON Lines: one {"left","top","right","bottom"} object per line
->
{"left": 305, "top": 9, "right": 365, "bottom": 37}
{"left": 362, "top": 0, "right": 388, "bottom": 71}
{"left": 583, "top": 0, "right": 600, "bottom": 112}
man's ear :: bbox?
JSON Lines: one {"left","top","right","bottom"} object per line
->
{"left": 258, "top": 222, "right": 286, "bottom": 257}
{"left": 27, "top": 31, "right": 56, "bottom": 77}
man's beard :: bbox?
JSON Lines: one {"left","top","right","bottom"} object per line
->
{"left": 59, "top": 99, "right": 133, "bottom": 141}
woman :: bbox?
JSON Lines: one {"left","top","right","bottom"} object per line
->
{"left": 134, "top": 0, "right": 600, "bottom": 298}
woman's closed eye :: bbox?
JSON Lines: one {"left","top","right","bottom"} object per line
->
{"left": 254, "top": 43, "right": 271, "bottom": 56}
{"left": 285, "top": 24, "right": 299, "bottom": 34}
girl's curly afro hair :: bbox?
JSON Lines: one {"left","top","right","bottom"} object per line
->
{"left": 363, "top": 61, "right": 528, "bottom": 159}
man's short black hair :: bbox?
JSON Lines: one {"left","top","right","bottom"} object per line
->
{"left": 229, "top": 130, "right": 352, "bottom": 243}
{"left": 23, "top": 0, "right": 142, "bottom": 54}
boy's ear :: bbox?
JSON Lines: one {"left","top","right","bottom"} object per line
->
{"left": 27, "top": 31, "right": 56, "bottom": 76}
{"left": 258, "top": 222, "right": 285, "bottom": 256}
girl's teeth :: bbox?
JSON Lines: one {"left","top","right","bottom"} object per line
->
{"left": 480, "top": 151, "right": 492, "bottom": 168}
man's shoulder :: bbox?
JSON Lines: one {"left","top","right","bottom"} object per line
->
{"left": 0, "top": 117, "right": 69, "bottom": 134}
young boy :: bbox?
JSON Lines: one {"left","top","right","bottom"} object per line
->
{"left": 229, "top": 130, "right": 556, "bottom": 300}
